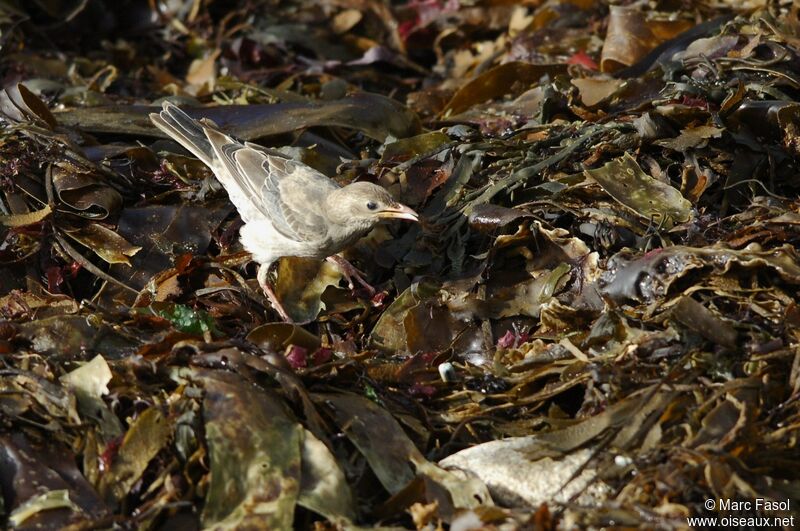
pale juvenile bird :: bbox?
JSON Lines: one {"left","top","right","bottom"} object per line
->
{"left": 150, "top": 102, "right": 418, "bottom": 321}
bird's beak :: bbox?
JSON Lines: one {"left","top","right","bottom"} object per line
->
{"left": 378, "top": 204, "right": 419, "bottom": 222}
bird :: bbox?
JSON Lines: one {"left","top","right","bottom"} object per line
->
{"left": 149, "top": 101, "right": 418, "bottom": 321}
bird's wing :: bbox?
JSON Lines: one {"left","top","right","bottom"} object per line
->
{"left": 150, "top": 101, "right": 215, "bottom": 166}
{"left": 203, "top": 127, "right": 339, "bottom": 242}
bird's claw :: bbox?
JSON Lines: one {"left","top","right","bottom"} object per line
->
{"left": 326, "top": 255, "right": 376, "bottom": 296}
{"left": 257, "top": 263, "right": 293, "bottom": 322}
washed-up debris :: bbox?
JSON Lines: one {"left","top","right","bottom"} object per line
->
{"left": 1, "top": 0, "right": 800, "bottom": 528}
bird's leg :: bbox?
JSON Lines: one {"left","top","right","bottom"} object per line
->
{"left": 257, "top": 263, "right": 292, "bottom": 322}
{"left": 326, "top": 255, "right": 375, "bottom": 295}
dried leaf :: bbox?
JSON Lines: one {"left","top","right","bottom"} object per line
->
{"left": 275, "top": 257, "right": 344, "bottom": 323}
{"left": 584, "top": 153, "right": 693, "bottom": 228}
{"left": 0, "top": 205, "right": 52, "bottom": 227}
{"left": 60, "top": 354, "right": 112, "bottom": 398}
{"left": 297, "top": 429, "right": 356, "bottom": 521}
{"left": 63, "top": 223, "right": 141, "bottom": 265}
{"left": 99, "top": 407, "right": 172, "bottom": 502}
{"left": 571, "top": 77, "right": 623, "bottom": 107}
{"left": 247, "top": 323, "right": 322, "bottom": 352}
{"left": 443, "top": 62, "right": 567, "bottom": 116}
{"left": 669, "top": 296, "right": 738, "bottom": 349}
{"left": 56, "top": 93, "right": 422, "bottom": 142}
{"left": 655, "top": 125, "right": 723, "bottom": 151}
{"left": 8, "top": 490, "right": 78, "bottom": 527}
{"left": 601, "top": 6, "right": 693, "bottom": 72}
{"left": 0, "top": 83, "right": 57, "bottom": 128}
{"left": 51, "top": 164, "right": 122, "bottom": 219}
{"left": 198, "top": 370, "right": 302, "bottom": 529}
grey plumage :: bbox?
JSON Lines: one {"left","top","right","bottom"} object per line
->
{"left": 149, "top": 101, "right": 418, "bottom": 321}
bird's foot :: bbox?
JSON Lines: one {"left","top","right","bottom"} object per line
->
{"left": 257, "top": 263, "right": 293, "bottom": 322}
{"left": 326, "top": 255, "right": 375, "bottom": 296}
{"left": 264, "top": 283, "right": 293, "bottom": 322}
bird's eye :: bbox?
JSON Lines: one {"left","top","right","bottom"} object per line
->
{"left": 366, "top": 201, "right": 378, "bottom": 210}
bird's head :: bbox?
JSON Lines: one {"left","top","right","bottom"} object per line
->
{"left": 326, "top": 181, "right": 418, "bottom": 227}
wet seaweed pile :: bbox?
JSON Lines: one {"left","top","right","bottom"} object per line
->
{"left": 0, "top": 0, "right": 799, "bottom": 528}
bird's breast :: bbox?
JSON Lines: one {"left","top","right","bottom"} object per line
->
{"left": 239, "top": 220, "right": 327, "bottom": 264}
{"left": 239, "top": 219, "right": 374, "bottom": 264}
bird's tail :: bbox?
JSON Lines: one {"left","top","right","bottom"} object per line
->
{"left": 149, "top": 101, "right": 215, "bottom": 166}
